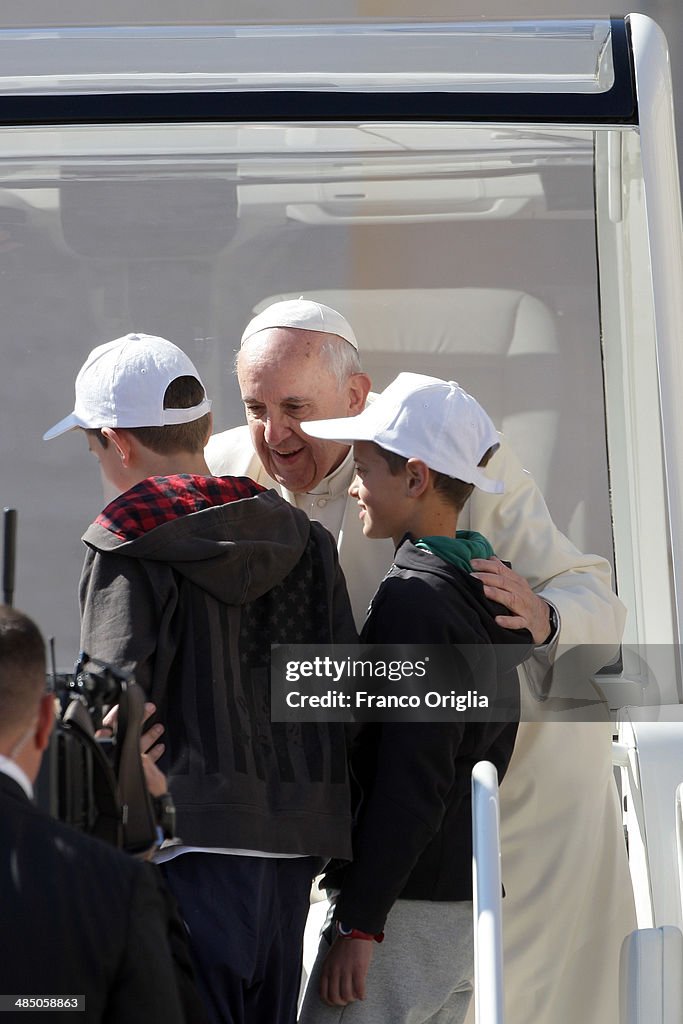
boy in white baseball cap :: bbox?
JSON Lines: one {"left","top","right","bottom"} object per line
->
{"left": 299, "top": 373, "right": 532, "bottom": 1024}
{"left": 303, "top": 371, "right": 504, "bottom": 543}
{"left": 44, "top": 332, "right": 358, "bottom": 1024}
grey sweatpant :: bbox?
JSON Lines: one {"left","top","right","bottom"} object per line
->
{"left": 299, "top": 899, "right": 474, "bottom": 1024}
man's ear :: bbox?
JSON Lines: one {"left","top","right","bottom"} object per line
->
{"left": 405, "top": 458, "right": 431, "bottom": 498}
{"left": 101, "top": 427, "right": 134, "bottom": 467}
{"left": 347, "top": 373, "right": 372, "bottom": 416}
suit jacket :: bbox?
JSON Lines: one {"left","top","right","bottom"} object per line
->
{"left": 0, "top": 771, "right": 185, "bottom": 1024}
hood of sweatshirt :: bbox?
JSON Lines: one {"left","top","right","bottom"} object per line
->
{"left": 393, "top": 535, "right": 534, "bottom": 672}
{"left": 81, "top": 474, "right": 315, "bottom": 606}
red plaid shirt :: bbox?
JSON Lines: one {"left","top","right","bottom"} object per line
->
{"left": 96, "top": 475, "right": 266, "bottom": 540}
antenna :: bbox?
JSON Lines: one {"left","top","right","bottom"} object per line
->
{"left": 49, "top": 636, "right": 58, "bottom": 692}
{"left": 3, "top": 507, "right": 17, "bottom": 607}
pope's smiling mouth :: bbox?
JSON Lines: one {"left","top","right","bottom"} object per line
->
{"left": 271, "top": 446, "right": 304, "bottom": 460}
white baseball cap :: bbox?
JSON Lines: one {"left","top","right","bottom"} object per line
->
{"left": 43, "top": 333, "right": 211, "bottom": 441}
{"left": 302, "top": 372, "right": 503, "bottom": 493}
{"left": 241, "top": 297, "right": 358, "bottom": 350}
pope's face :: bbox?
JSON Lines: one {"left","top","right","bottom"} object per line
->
{"left": 238, "top": 328, "right": 369, "bottom": 493}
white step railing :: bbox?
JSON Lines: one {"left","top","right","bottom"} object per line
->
{"left": 472, "top": 760, "right": 505, "bottom": 1024}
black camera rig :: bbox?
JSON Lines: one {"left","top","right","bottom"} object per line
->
{"left": 45, "top": 652, "right": 176, "bottom": 855}
{"left": 4, "top": 506, "right": 174, "bottom": 855}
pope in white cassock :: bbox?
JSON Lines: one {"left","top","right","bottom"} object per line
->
{"left": 206, "top": 297, "right": 636, "bottom": 1024}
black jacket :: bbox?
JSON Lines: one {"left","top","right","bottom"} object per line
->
{"left": 0, "top": 771, "right": 184, "bottom": 1024}
{"left": 327, "top": 536, "right": 533, "bottom": 934}
{"left": 79, "top": 477, "right": 358, "bottom": 859}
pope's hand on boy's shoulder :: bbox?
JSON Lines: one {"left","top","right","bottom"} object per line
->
{"left": 470, "top": 556, "right": 552, "bottom": 645}
{"left": 319, "top": 936, "right": 374, "bottom": 1006}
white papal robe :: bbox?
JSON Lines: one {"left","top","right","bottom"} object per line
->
{"left": 206, "top": 424, "right": 636, "bottom": 1024}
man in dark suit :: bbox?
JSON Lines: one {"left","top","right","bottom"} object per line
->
{"left": 0, "top": 603, "right": 185, "bottom": 1024}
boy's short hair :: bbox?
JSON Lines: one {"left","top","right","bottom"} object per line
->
{"left": 371, "top": 441, "right": 498, "bottom": 512}
{"left": 302, "top": 372, "right": 504, "bottom": 495}
{"left": 87, "top": 376, "right": 211, "bottom": 455}
{"left": 43, "top": 333, "right": 211, "bottom": 444}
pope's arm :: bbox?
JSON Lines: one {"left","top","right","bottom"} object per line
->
{"left": 468, "top": 436, "right": 626, "bottom": 656}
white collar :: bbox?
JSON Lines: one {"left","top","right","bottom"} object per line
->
{"left": 0, "top": 754, "right": 33, "bottom": 799}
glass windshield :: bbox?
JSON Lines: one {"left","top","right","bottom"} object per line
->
{"left": 0, "top": 21, "right": 615, "bottom": 95}
{"left": 0, "top": 120, "right": 621, "bottom": 666}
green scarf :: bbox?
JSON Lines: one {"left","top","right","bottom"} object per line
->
{"left": 414, "top": 530, "right": 495, "bottom": 573}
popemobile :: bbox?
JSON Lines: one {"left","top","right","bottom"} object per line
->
{"left": 0, "top": 12, "right": 681, "bottom": 1023}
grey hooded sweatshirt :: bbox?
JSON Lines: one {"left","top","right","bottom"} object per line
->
{"left": 79, "top": 474, "right": 357, "bottom": 860}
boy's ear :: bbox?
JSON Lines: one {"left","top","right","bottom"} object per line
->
{"left": 405, "top": 458, "right": 431, "bottom": 497}
{"left": 101, "top": 427, "right": 133, "bottom": 467}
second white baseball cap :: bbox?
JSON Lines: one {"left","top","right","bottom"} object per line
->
{"left": 303, "top": 372, "right": 503, "bottom": 493}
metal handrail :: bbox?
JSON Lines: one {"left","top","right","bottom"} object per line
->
{"left": 675, "top": 783, "right": 683, "bottom": 922}
{"left": 472, "top": 760, "right": 505, "bottom": 1024}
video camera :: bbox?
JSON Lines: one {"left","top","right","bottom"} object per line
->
{"left": 44, "top": 652, "right": 176, "bottom": 856}
{"left": 3, "top": 505, "right": 174, "bottom": 855}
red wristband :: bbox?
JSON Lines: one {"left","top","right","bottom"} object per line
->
{"left": 336, "top": 921, "right": 384, "bottom": 943}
